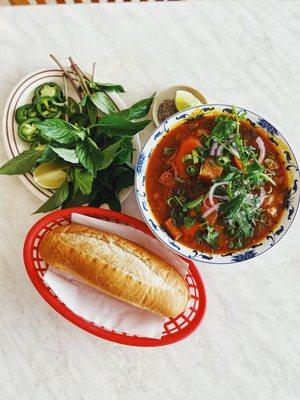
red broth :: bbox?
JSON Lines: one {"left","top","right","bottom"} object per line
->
{"left": 146, "top": 113, "right": 288, "bottom": 254}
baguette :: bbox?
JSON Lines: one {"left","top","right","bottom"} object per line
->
{"left": 39, "top": 224, "right": 189, "bottom": 317}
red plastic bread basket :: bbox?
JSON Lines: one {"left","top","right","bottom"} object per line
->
{"left": 23, "top": 207, "right": 206, "bottom": 347}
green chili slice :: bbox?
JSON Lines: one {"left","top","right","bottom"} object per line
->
{"left": 34, "top": 82, "right": 63, "bottom": 100}
{"left": 15, "top": 104, "right": 38, "bottom": 124}
{"left": 35, "top": 96, "right": 63, "bottom": 118}
{"left": 18, "top": 118, "right": 41, "bottom": 143}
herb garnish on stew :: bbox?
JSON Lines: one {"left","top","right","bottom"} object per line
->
{"left": 146, "top": 108, "right": 288, "bottom": 253}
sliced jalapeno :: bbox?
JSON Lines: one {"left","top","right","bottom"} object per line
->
{"left": 35, "top": 96, "right": 64, "bottom": 118}
{"left": 52, "top": 109, "right": 64, "bottom": 119}
{"left": 15, "top": 104, "right": 38, "bottom": 124}
{"left": 66, "top": 97, "right": 80, "bottom": 116}
{"left": 33, "top": 82, "right": 63, "bottom": 101}
{"left": 27, "top": 106, "right": 38, "bottom": 119}
{"left": 18, "top": 118, "right": 41, "bottom": 143}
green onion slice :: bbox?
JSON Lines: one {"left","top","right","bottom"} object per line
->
{"left": 186, "top": 165, "right": 196, "bottom": 176}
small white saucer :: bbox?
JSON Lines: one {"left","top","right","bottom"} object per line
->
{"left": 152, "top": 85, "right": 208, "bottom": 126}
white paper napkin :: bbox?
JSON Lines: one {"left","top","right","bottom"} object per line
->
{"left": 42, "top": 213, "right": 189, "bottom": 339}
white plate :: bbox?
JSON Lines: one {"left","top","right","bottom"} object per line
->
{"left": 2, "top": 68, "right": 140, "bottom": 203}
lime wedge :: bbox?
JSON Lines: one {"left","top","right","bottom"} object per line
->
{"left": 175, "top": 90, "right": 202, "bottom": 111}
{"left": 33, "top": 161, "right": 68, "bottom": 190}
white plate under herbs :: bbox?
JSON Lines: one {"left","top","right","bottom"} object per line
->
{"left": 2, "top": 68, "right": 141, "bottom": 203}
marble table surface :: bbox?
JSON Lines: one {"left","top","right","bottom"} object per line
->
{"left": 0, "top": 1, "right": 299, "bottom": 399}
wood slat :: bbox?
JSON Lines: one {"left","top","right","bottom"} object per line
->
{"left": 10, "top": 0, "right": 30, "bottom": 5}
{"left": 9, "top": 0, "right": 182, "bottom": 5}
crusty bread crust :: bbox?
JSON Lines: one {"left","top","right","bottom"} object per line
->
{"left": 39, "top": 224, "right": 189, "bottom": 317}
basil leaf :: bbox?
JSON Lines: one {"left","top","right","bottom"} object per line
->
{"left": 107, "top": 191, "right": 121, "bottom": 212}
{"left": 95, "top": 114, "right": 151, "bottom": 136}
{"left": 112, "top": 165, "right": 128, "bottom": 177}
{"left": 88, "top": 185, "right": 108, "bottom": 208}
{"left": 89, "top": 81, "right": 125, "bottom": 93}
{"left": 80, "top": 95, "right": 88, "bottom": 107}
{"left": 90, "top": 92, "right": 118, "bottom": 115}
{"left": 114, "top": 137, "right": 133, "bottom": 165}
{"left": 50, "top": 147, "right": 79, "bottom": 164}
{"left": 114, "top": 168, "right": 134, "bottom": 191}
{"left": 118, "top": 96, "right": 154, "bottom": 120}
{"left": 70, "top": 113, "right": 90, "bottom": 129}
{"left": 74, "top": 168, "right": 94, "bottom": 195}
{"left": 37, "top": 146, "right": 58, "bottom": 164}
{"left": 33, "top": 180, "right": 69, "bottom": 214}
{"left": 86, "top": 97, "right": 98, "bottom": 125}
{"left": 99, "top": 138, "right": 124, "bottom": 170}
{"left": 76, "top": 138, "right": 102, "bottom": 175}
{"left": 0, "top": 149, "right": 42, "bottom": 175}
{"left": 62, "top": 182, "right": 91, "bottom": 208}
{"left": 96, "top": 169, "right": 113, "bottom": 189}
{"left": 37, "top": 119, "right": 85, "bottom": 144}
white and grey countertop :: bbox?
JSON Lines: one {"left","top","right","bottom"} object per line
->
{"left": 0, "top": 1, "right": 299, "bottom": 399}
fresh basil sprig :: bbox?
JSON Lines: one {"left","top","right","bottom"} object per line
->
{"left": 0, "top": 56, "right": 154, "bottom": 213}
{"left": 90, "top": 92, "right": 118, "bottom": 115}
{"left": 93, "top": 114, "right": 151, "bottom": 136}
{"left": 88, "top": 81, "right": 125, "bottom": 93}
{"left": 0, "top": 149, "right": 43, "bottom": 175}
{"left": 99, "top": 138, "right": 125, "bottom": 170}
{"left": 76, "top": 138, "right": 103, "bottom": 175}
{"left": 118, "top": 96, "right": 154, "bottom": 120}
{"left": 73, "top": 168, "right": 94, "bottom": 195}
{"left": 37, "top": 119, "right": 85, "bottom": 144}
{"left": 85, "top": 97, "right": 98, "bottom": 125}
{"left": 33, "top": 179, "right": 69, "bottom": 214}
{"left": 50, "top": 147, "right": 79, "bottom": 164}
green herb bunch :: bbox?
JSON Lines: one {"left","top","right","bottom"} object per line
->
{"left": 0, "top": 55, "right": 153, "bottom": 213}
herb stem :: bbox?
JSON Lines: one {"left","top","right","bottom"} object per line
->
{"left": 62, "top": 76, "right": 68, "bottom": 122}
{"left": 50, "top": 54, "right": 82, "bottom": 99}
{"left": 69, "top": 56, "right": 91, "bottom": 96}
{"left": 92, "top": 62, "right": 96, "bottom": 81}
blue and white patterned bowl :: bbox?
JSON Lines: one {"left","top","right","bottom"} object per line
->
{"left": 135, "top": 104, "right": 300, "bottom": 264}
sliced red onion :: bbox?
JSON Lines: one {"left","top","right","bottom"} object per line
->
{"left": 229, "top": 146, "right": 240, "bottom": 158}
{"left": 257, "top": 187, "right": 266, "bottom": 207}
{"left": 256, "top": 136, "right": 266, "bottom": 163}
{"left": 208, "top": 181, "right": 228, "bottom": 206}
{"left": 213, "top": 195, "right": 229, "bottom": 201}
{"left": 202, "top": 203, "right": 220, "bottom": 219}
{"left": 216, "top": 143, "right": 225, "bottom": 156}
{"left": 210, "top": 141, "right": 218, "bottom": 156}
